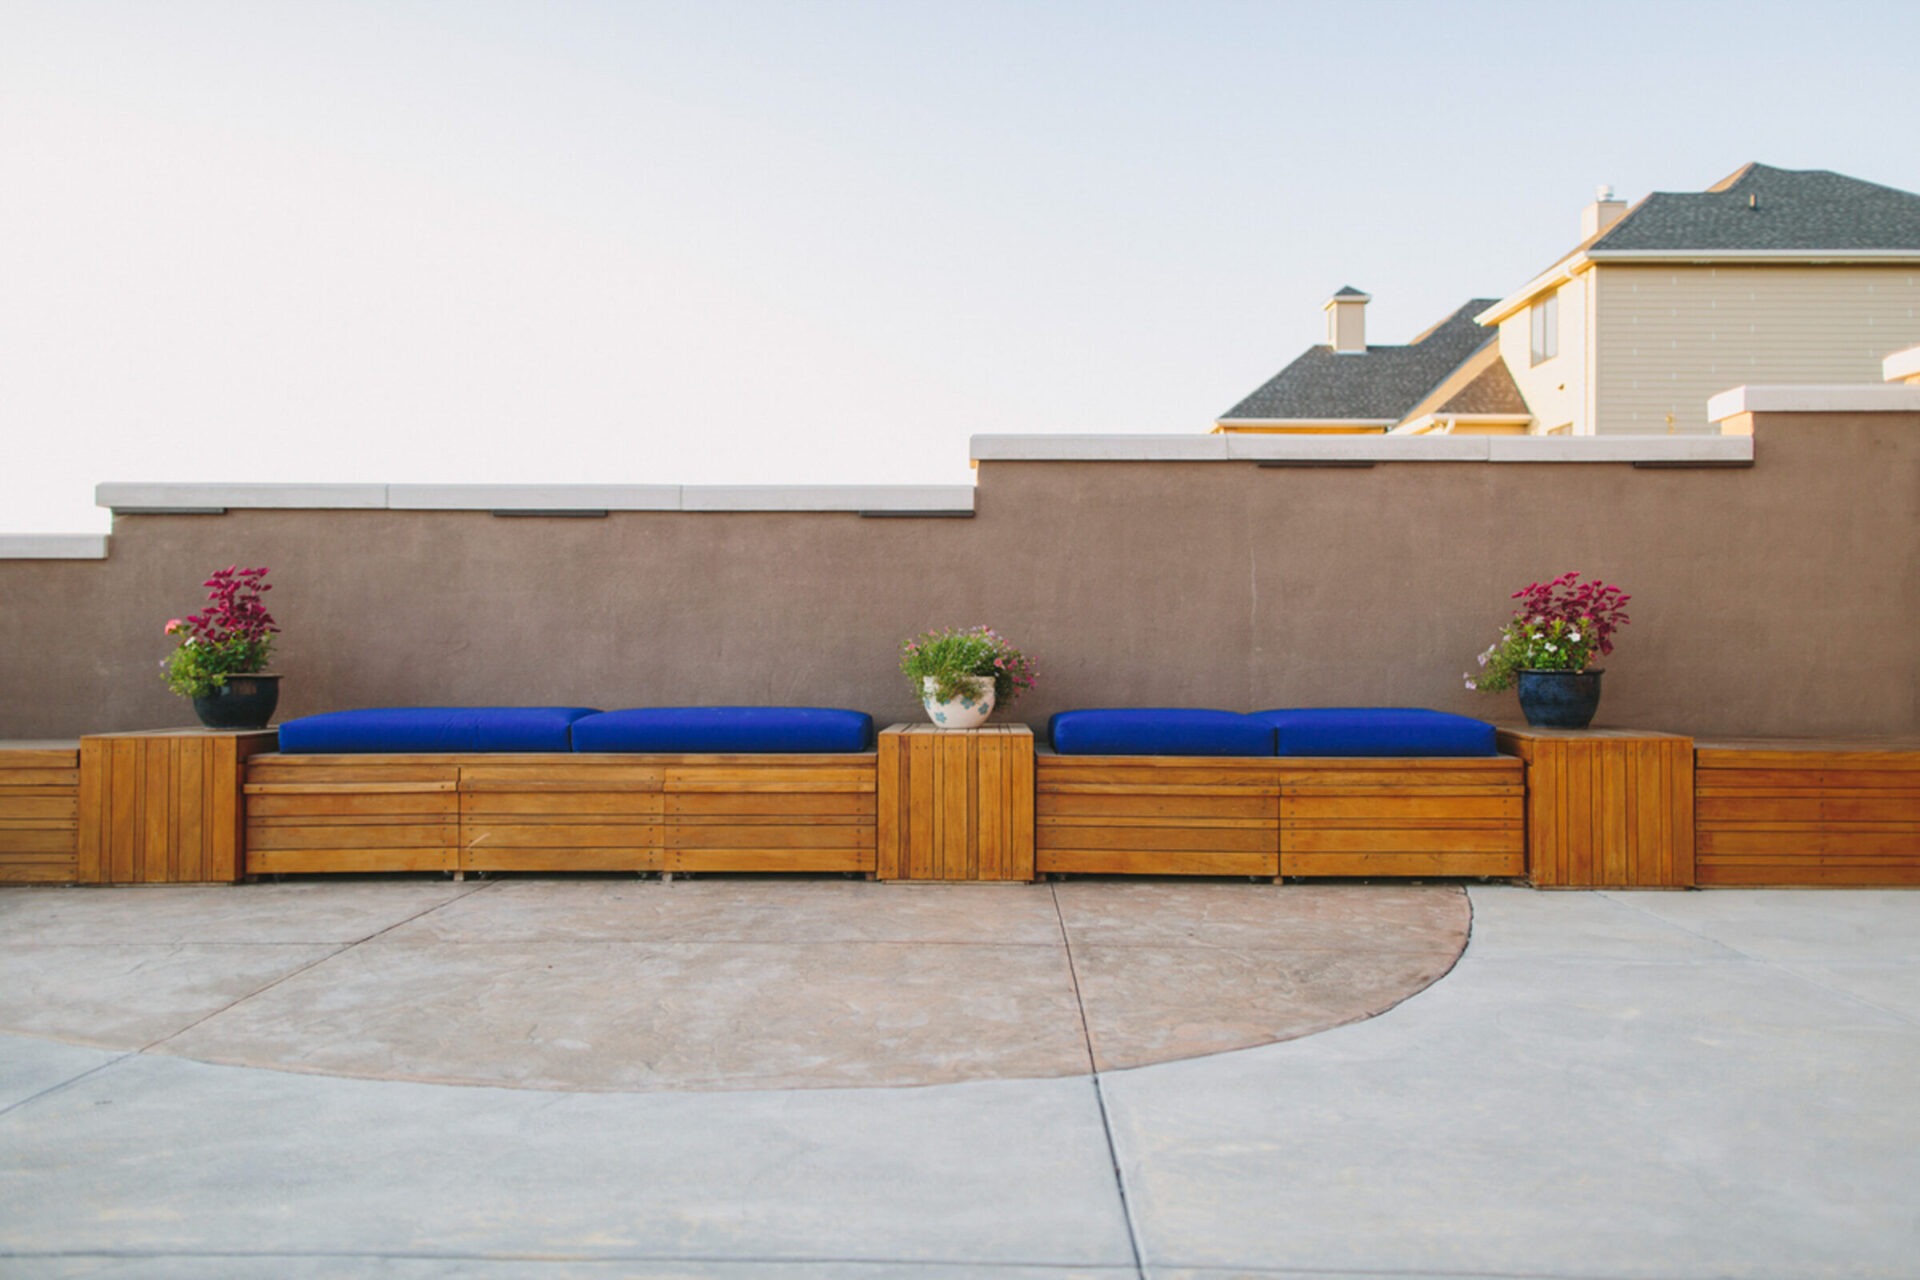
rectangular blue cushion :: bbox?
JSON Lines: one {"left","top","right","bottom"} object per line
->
{"left": 277, "top": 707, "right": 601, "bottom": 754}
{"left": 1049, "top": 709, "right": 1276, "bottom": 757}
{"left": 571, "top": 707, "right": 873, "bottom": 754}
{"left": 1252, "top": 708, "right": 1497, "bottom": 757}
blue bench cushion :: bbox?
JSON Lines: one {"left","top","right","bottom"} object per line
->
{"left": 1252, "top": 708, "right": 1497, "bottom": 757}
{"left": 1049, "top": 709, "right": 1275, "bottom": 757}
{"left": 571, "top": 707, "right": 874, "bottom": 754}
{"left": 277, "top": 707, "right": 601, "bottom": 754}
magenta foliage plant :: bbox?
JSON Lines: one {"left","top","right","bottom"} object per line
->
{"left": 1466, "top": 572, "right": 1630, "bottom": 692}
{"left": 161, "top": 566, "right": 279, "bottom": 698}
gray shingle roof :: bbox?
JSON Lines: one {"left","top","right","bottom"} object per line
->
{"left": 1593, "top": 163, "right": 1920, "bottom": 253}
{"left": 1435, "top": 355, "right": 1528, "bottom": 415}
{"left": 1220, "top": 300, "right": 1497, "bottom": 422}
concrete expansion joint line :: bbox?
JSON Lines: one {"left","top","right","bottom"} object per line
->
{"left": 1049, "top": 881, "right": 1147, "bottom": 1280}
{"left": 134, "top": 879, "right": 499, "bottom": 1056}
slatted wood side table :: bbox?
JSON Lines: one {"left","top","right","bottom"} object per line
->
{"left": 1495, "top": 726, "right": 1695, "bottom": 888}
{"left": 78, "top": 728, "right": 279, "bottom": 884}
{"left": 877, "top": 723, "right": 1034, "bottom": 881}
{"left": 0, "top": 742, "right": 81, "bottom": 883}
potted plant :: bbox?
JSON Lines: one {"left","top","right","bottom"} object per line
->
{"left": 1465, "top": 572, "right": 1630, "bottom": 729}
{"left": 899, "top": 626, "right": 1037, "bottom": 729}
{"left": 162, "top": 565, "right": 282, "bottom": 730}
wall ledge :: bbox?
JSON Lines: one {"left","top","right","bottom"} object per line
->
{"left": 971, "top": 433, "right": 1753, "bottom": 464}
{"left": 1708, "top": 384, "right": 1920, "bottom": 422}
{"left": 0, "top": 534, "right": 109, "bottom": 560}
{"left": 95, "top": 482, "right": 975, "bottom": 516}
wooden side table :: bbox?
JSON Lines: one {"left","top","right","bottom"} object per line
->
{"left": 79, "top": 728, "right": 279, "bottom": 884}
{"left": 877, "top": 723, "right": 1034, "bottom": 881}
{"left": 1496, "top": 726, "right": 1694, "bottom": 888}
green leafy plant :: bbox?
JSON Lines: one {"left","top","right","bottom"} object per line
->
{"left": 900, "top": 626, "right": 1037, "bottom": 707}
{"left": 161, "top": 566, "right": 279, "bottom": 698}
{"left": 1466, "top": 572, "right": 1629, "bottom": 693}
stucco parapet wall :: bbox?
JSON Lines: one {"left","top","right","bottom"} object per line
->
{"left": 1707, "top": 384, "right": 1920, "bottom": 422}
{"left": 0, "top": 534, "right": 108, "bottom": 560}
{"left": 1883, "top": 346, "right": 1920, "bottom": 384}
{"left": 970, "top": 434, "right": 1754, "bottom": 464}
{"left": 96, "top": 483, "right": 975, "bottom": 516}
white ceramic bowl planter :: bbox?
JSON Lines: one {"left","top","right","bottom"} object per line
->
{"left": 922, "top": 676, "right": 995, "bottom": 729}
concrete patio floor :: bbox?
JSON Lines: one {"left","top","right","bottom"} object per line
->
{"left": 2, "top": 879, "right": 1916, "bottom": 1278}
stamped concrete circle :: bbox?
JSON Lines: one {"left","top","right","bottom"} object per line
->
{"left": 0, "top": 877, "right": 1469, "bottom": 1092}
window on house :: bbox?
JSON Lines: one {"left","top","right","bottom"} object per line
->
{"left": 1530, "top": 293, "right": 1559, "bottom": 365}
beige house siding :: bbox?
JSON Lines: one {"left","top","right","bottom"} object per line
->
{"left": 1495, "top": 273, "right": 1587, "bottom": 434}
{"left": 1594, "top": 264, "right": 1920, "bottom": 434}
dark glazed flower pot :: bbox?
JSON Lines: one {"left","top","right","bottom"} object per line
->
{"left": 1516, "top": 669, "right": 1602, "bottom": 729}
{"left": 192, "top": 674, "right": 280, "bottom": 730}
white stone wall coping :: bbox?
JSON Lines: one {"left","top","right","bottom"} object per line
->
{"left": 95, "top": 483, "right": 976, "bottom": 515}
{"left": 1883, "top": 347, "right": 1920, "bottom": 383}
{"left": 388, "top": 485, "right": 683, "bottom": 511}
{"left": 679, "top": 485, "right": 975, "bottom": 512}
{"left": 971, "top": 434, "right": 1233, "bottom": 461}
{"left": 96, "top": 482, "right": 390, "bottom": 511}
{"left": 1708, "top": 384, "right": 1920, "bottom": 422}
{"left": 1485, "top": 435, "right": 1753, "bottom": 463}
{"left": 971, "top": 433, "right": 1754, "bottom": 463}
{"left": 0, "top": 534, "right": 109, "bottom": 560}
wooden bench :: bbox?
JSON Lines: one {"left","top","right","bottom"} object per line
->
{"left": 1695, "top": 739, "right": 1920, "bottom": 886}
{"left": 0, "top": 741, "right": 81, "bottom": 884}
{"left": 243, "top": 752, "right": 878, "bottom": 877}
{"left": 1034, "top": 752, "right": 1524, "bottom": 879}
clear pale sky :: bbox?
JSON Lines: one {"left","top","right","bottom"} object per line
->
{"left": 5, "top": 0, "right": 1917, "bottom": 532}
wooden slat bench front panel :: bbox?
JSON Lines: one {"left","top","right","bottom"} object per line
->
{"left": 459, "top": 761, "right": 662, "bottom": 872}
{"left": 242, "top": 753, "right": 879, "bottom": 875}
{"left": 1279, "top": 759, "right": 1526, "bottom": 879}
{"left": 0, "top": 744, "right": 81, "bottom": 883}
{"left": 1695, "top": 742, "right": 1920, "bottom": 886}
{"left": 663, "top": 757, "right": 877, "bottom": 874}
{"left": 245, "top": 755, "right": 459, "bottom": 874}
{"left": 1035, "top": 756, "right": 1280, "bottom": 877}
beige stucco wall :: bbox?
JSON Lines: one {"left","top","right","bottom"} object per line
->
{"left": 1594, "top": 264, "right": 1920, "bottom": 434}
{"left": 1496, "top": 272, "right": 1589, "bottom": 434}
{"left": 1, "top": 412, "right": 1915, "bottom": 742}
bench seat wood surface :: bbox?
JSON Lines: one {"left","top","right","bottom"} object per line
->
{"left": 1695, "top": 739, "right": 1920, "bottom": 886}
{"left": 243, "top": 752, "right": 877, "bottom": 875}
{"left": 1034, "top": 753, "right": 1523, "bottom": 878}
{"left": 0, "top": 742, "right": 81, "bottom": 883}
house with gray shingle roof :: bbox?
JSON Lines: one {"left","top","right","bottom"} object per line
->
{"left": 1220, "top": 163, "right": 1920, "bottom": 438}
{"left": 1217, "top": 294, "right": 1531, "bottom": 435}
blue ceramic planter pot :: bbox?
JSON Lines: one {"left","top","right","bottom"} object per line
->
{"left": 192, "top": 673, "right": 280, "bottom": 731}
{"left": 1516, "top": 669, "right": 1602, "bottom": 729}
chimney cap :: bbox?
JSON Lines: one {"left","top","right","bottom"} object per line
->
{"left": 1324, "top": 285, "right": 1371, "bottom": 308}
{"left": 1595, "top": 183, "right": 1616, "bottom": 202}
